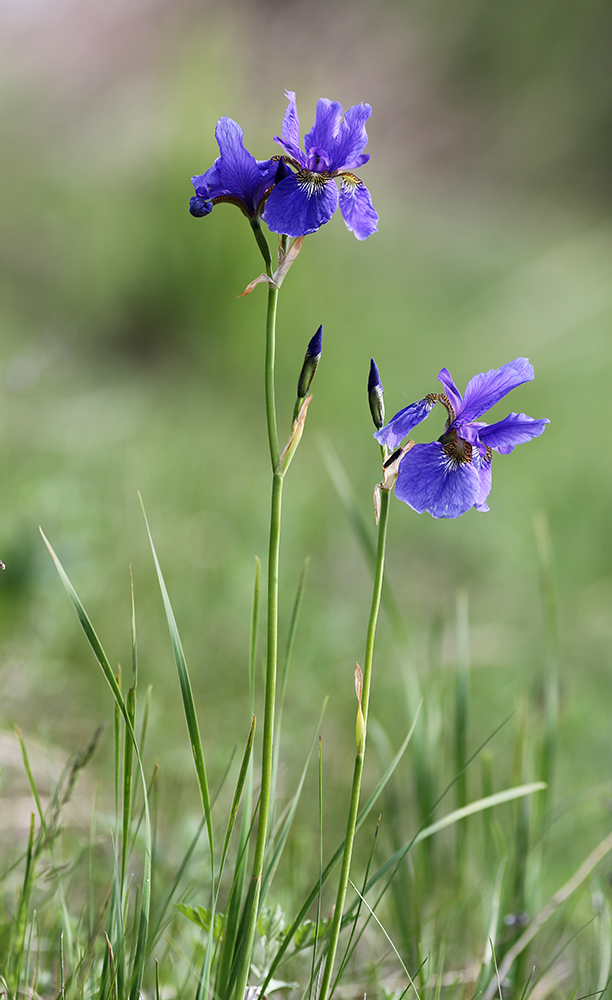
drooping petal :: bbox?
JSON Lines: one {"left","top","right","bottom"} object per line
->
{"left": 264, "top": 171, "right": 339, "bottom": 237}
{"left": 332, "top": 103, "right": 372, "bottom": 170}
{"left": 339, "top": 176, "right": 378, "bottom": 240}
{"left": 274, "top": 91, "right": 305, "bottom": 165}
{"left": 460, "top": 358, "right": 534, "bottom": 423}
{"left": 304, "top": 99, "right": 343, "bottom": 167}
{"left": 374, "top": 397, "right": 436, "bottom": 449}
{"left": 437, "top": 368, "right": 463, "bottom": 419}
{"left": 478, "top": 412, "right": 549, "bottom": 455}
{"left": 394, "top": 442, "right": 481, "bottom": 518}
{"left": 473, "top": 450, "right": 492, "bottom": 512}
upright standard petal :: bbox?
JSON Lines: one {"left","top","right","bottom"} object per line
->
{"left": 460, "top": 358, "right": 534, "bottom": 423}
{"left": 264, "top": 171, "right": 339, "bottom": 237}
{"left": 437, "top": 368, "right": 463, "bottom": 420}
{"left": 478, "top": 412, "right": 549, "bottom": 455}
{"left": 304, "top": 99, "right": 344, "bottom": 166}
{"left": 395, "top": 442, "right": 481, "bottom": 518}
{"left": 275, "top": 91, "right": 305, "bottom": 165}
{"left": 333, "top": 103, "right": 372, "bottom": 170}
{"left": 339, "top": 176, "right": 378, "bottom": 240}
{"left": 374, "top": 397, "right": 436, "bottom": 449}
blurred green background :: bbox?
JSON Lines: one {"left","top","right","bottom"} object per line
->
{"left": 0, "top": 0, "right": 611, "bottom": 970}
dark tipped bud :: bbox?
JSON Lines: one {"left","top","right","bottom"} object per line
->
{"left": 189, "top": 195, "right": 213, "bottom": 218}
{"left": 297, "top": 325, "right": 323, "bottom": 399}
{"left": 368, "top": 358, "right": 385, "bottom": 430}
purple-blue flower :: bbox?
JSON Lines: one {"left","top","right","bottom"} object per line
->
{"left": 264, "top": 91, "right": 378, "bottom": 241}
{"left": 190, "top": 117, "right": 281, "bottom": 220}
{"left": 374, "top": 358, "right": 549, "bottom": 519}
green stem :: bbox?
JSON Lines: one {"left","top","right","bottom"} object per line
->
{"left": 233, "top": 232, "right": 283, "bottom": 1000}
{"left": 265, "top": 285, "right": 280, "bottom": 468}
{"left": 319, "top": 487, "right": 391, "bottom": 1000}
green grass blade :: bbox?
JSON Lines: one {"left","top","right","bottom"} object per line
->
{"left": 138, "top": 497, "right": 214, "bottom": 876}
{"left": 364, "top": 783, "right": 546, "bottom": 897}
{"left": 217, "top": 716, "right": 256, "bottom": 892}
{"left": 259, "top": 706, "right": 421, "bottom": 996}
{"left": 348, "top": 878, "right": 421, "bottom": 1000}
{"left": 121, "top": 684, "right": 136, "bottom": 892}
{"left": 9, "top": 812, "right": 36, "bottom": 992}
{"left": 39, "top": 529, "right": 152, "bottom": 1000}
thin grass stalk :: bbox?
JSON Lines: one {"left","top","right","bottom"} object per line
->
{"left": 9, "top": 812, "right": 35, "bottom": 991}
{"left": 114, "top": 671, "right": 121, "bottom": 835}
{"left": 121, "top": 684, "right": 136, "bottom": 893}
{"left": 318, "top": 486, "right": 391, "bottom": 1000}
{"left": 59, "top": 928, "right": 65, "bottom": 1000}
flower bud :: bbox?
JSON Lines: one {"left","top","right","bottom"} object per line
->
{"left": 297, "top": 325, "right": 323, "bottom": 399}
{"left": 368, "top": 358, "right": 385, "bottom": 430}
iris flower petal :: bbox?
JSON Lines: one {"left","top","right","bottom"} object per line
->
{"left": 395, "top": 442, "right": 481, "bottom": 519}
{"left": 437, "top": 368, "right": 463, "bottom": 418}
{"left": 264, "top": 172, "right": 339, "bottom": 238}
{"left": 478, "top": 412, "right": 550, "bottom": 454}
{"left": 275, "top": 91, "right": 305, "bottom": 165}
{"left": 304, "top": 99, "right": 344, "bottom": 165}
{"left": 333, "top": 103, "right": 372, "bottom": 170}
{"left": 474, "top": 451, "right": 492, "bottom": 511}
{"left": 339, "top": 176, "right": 378, "bottom": 240}
{"left": 374, "top": 397, "right": 436, "bottom": 449}
{"left": 460, "top": 358, "right": 534, "bottom": 423}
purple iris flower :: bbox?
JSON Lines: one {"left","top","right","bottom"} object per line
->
{"left": 264, "top": 91, "right": 378, "bottom": 241}
{"left": 374, "top": 358, "right": 549, "bottom": 519}
{"left": 190, "top": 117, "right": 281, "bottom": 220}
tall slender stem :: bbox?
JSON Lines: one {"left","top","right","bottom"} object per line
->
{"left": 233, "top": 235, "right": 283, "bottom": 1000}
{"left": 265, "top": 285, "right": 280, "bottom": 468}
{"left": 319, "top": 487, "right": 392, "bottom": 1000}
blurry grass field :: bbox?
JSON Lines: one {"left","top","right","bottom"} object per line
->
{"left": 1, "top": 0, "right": 612, "bottom": 993}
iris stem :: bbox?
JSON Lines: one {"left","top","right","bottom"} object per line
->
{"left": 319, "top": 486, "right": 392, "bottom": 1000}
{"left": 233, "top": 229, "right": 283, "bottom": 1000}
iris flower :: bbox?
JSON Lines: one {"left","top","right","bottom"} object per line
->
{"left": 264, "top": 91, "right": 378, "bottom": 241}
{"left": 189, "top": 117, "right": 281, "bottom": 220}
{"left": 374, "top": 358, "right": 549, "bottom": 518}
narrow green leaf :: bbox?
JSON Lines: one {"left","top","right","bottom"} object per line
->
{"left": 364, "top": 783, "right": 547, "bottom": 896}
{"left": 138, "top": 498, "right": 214, "bottom": 874}
{"left": 217, "top": 717, "right": 256, "bottom": 892}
